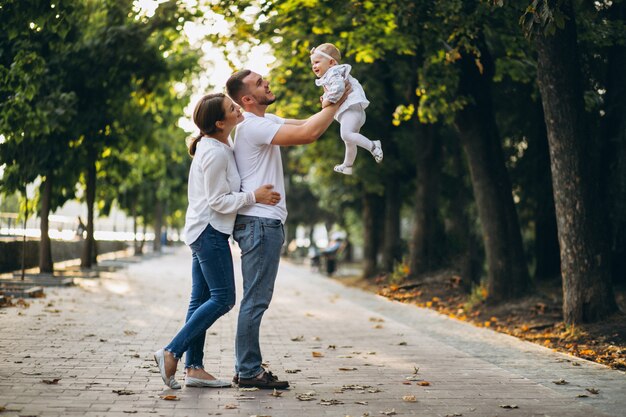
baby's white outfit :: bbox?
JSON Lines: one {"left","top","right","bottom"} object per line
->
{"left": 316, "top": 64, "right": 382, "bottom": 174}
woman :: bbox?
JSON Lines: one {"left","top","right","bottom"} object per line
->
{"left": 154, "top": 93, "right": 281, "bottom": 389}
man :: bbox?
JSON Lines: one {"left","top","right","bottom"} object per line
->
{"left": 226, "top": 70, "right": 349, "bottom": 389}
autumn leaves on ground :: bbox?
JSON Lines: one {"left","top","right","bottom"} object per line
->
{"left": 336, "top": 267, "right": 626, "bottom": 371}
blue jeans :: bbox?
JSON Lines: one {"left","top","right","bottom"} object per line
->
{"left": 165, "top": 223, "right": 236, "bottom": 369}
{"left": 232, "top": 215, "right": 284, "bottom": 378}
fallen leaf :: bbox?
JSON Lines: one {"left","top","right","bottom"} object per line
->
{"left": 577, "top": 394, "right": 589, "bottom": 398}
{"left": 41, "top": 379, "right": 60, "bottom": 385}
{"left": 328, "top": 345, "right": 337, "bottom": 349}
{"left": 398, "top": 342, "right": 407, "bottom": 346}
{"left": 586, "top": 388, "right": 600, "bottom": 395}
{"left": 312, "top": 351, "right": 324, "bottom": 357}
{"left": 124, "top": 330, "right": 137, "bottom": 336}
{"left": 296, "top": 392, "right": 316, "bottom": 401}
{"left": 224, "top": 404, "right": 238, "bottom": 409}
{"left": 445, "top": 414, "right": 463, "bottom": 417}
{"left": 402, "top": 381, "right": 412, "bottom": 385}
{"left": 355, "top": 401, "right": 368, "bottom": 405}
{"left": 159, "top": 395, "right": 179, "bottom": 401}
{"left": 380, "top": 409, "right": 397, "bottom": 415}
{"left": 114, "top": 390, "right": 135, "bottom": 395}
{"left": 341, "top": 385, "right": 372, "bottom": 391}
{"left": 285, "top": 369, "right": 301, "bottom": 374}
{"left": 413, "top": 366, "right": 420, "bottom": 374}
{"left": 270, "top": 389, "right": 283, "bottom": 397}
{"left": 291, "top": 335, "right": 304, "bottom": 342}
{"left": 369, "top": 317, "right": 384, "bottom": 322}
{"left": 239, "top": 387, "right": 260, "bottom": 392}
{"left": 418, "top": 381, "right": 430, "bottom": 386}
{"left": 320, "top": 399, "right": 344, "bottom": 405}
{"left": 579, "top": 349, "right": 596, "bottom": 356}
{"left": 499, "top": 404, "right": 518, "bottom": 409}
{"left": 402, "top": 395, "right": 417, "bottom": 402}
{"left": 373, "top": 324, "right": 384, "bottom": 329}
{"left": 339, "top": 367, "right": 357, "bottom": 371}
{"left": 123, "top": 411, "right": 138, "bottom": 414}
{"left": 553, "top": 379, "right": 568, "bottom": 385}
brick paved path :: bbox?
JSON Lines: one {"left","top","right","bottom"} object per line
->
{"left": 1, "top": 246, "right": 624, "bottom": 417}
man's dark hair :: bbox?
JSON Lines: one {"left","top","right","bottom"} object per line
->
{"left": 226, "top": 69, "right": 252, "bottom": 105}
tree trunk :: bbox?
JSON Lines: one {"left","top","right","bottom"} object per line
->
{"left": 81, "top": 152, "right": 96, "bottom": 268}
{"left": 381, "top": 177, "right": 401, "bottom": 273}
{"left": 38, "top": 175, "right": 53, "bottom": 273}
{"left": 153, "top": 199, "right": 163, "bottom": 253}
{"left": 132, "top": 200, "right": 141, "bottom": 255}
{"left": 534, "top": 0, "right": 617, "bottom": 323}
{"left": 362, "top": 192, "right": 382, "bottom": 278}
{"left": 603, "top": 1, "right": 626, "bottom": 285}
{"left": 409, "top": 123, "right": 443, "bottom": 277}
{"left": 454, "top": 38, "right": 529, "bottom": 302}
{"left": 529, "top": 98, "right": 560, "bottom": 281}
{"left": 446, "top": 139, "right": 481, "bottom": 290}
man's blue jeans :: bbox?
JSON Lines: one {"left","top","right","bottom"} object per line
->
{"left": 165, "top": 223, "right": 236, "bottom": 369}
{"left": 232, "top": 214, "right": 284, "bottom": 379}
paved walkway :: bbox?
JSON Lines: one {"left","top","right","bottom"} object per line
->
{"left": 1, "top": 246, "right": 624, "bottom": 417}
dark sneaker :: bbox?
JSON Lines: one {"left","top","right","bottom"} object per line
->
{"left": 238, "top": 370, "right": 289, "bottom": 389}
{"left": 232, "top": 374, "right": 239, "bottom": 385}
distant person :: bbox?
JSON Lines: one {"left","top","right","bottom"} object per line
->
{"left": 153, "top": 93, "right": 281, "bottom": 389}
{"left": 225, "top": 69, "right": 350, "bottom": 389}
{"left": 76, "top": 216, "right": 86, "bottom": 239}
{"left": 310, "top": 43, "right": 383, "bottom": 175}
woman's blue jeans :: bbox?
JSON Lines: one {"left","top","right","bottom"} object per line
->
{"left": 165, "top": 223, "right": 236, "bottom": 369}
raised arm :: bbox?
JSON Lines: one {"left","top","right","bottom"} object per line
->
{"left": 271, "top": 83, "right": 351, "bottom": 146}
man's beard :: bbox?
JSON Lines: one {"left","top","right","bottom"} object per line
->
{"left": 256, "top": 94, "right": 276, "bottom": 106}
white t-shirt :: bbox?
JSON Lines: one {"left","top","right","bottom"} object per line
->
{"left": 183, "top": 137, "right": 255, "bottom": 245}
{"left": 233, "top": 112, "right": 287, "bottom": 223}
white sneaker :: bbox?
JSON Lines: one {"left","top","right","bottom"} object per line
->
{"left": 153, "top": 349, "right": 181, "bottom": 389}
{"left": 371, "top": 140, "right": 383, "bottom": 163}
{"left": 334, "top": 164, "right": 353, "bottom": 175}
{"left": 185, "top": 376, "right": 232, "bottom": 388}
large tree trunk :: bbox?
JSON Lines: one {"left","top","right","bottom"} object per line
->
{"left": 454, "top": 40, "right": 529, "bottom": 302}
{"left": 153, "top": 199, "right": 163, "bottom": 253}
{"left": 409, "top": 124, "right": 443, "bottom": 276}
{"left": 603, "top": 1, "right": 626, "bottom": 285}
{"left": 446, "top": 138, "right": 481, "bottom": 290}
{"left": 81, "top": 152, "right": 96, "bottom": 268}
{"left": 381, "top": 176, "right": 402, "bottom": 273}
{"left": 38, "top": 175, "right": 53, "bottom": 273}
{"left": 528, "top": 98, "right": 560, "bottom": 281}
{"left": 362, "top": 192, "right": 382, "bottom": 278}
{"left": 534, "top": 0, "right": 617, "bottom": 323}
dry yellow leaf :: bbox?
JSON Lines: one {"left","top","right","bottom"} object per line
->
{"left": 402, "top": 395, "right": 417, "bottom": 402}
{"left": 312, "top": 351, "right": 324, "bottom": 357}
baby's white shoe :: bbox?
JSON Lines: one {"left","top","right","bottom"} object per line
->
{"left": 371, "top": 140, "right": 383, "bottom": 163}
{"left": 334, "top": 164, "right": 353, "bottom": 175}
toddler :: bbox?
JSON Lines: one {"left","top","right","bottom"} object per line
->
{"left": 310, "top": 43, "right": 383, "bottom": 175}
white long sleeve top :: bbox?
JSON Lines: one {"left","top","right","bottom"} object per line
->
{"left": 183, "top": 137, "right": 255, "bottom": 245}
{"left": 315, "top": 64, "right": 370, "bottom": 119}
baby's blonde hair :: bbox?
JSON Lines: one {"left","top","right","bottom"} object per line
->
{"left": 310, "top": 43, "right": 341, "bottom": 62}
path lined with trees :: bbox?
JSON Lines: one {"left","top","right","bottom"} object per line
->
{"left": 1, "top": 0, "right": 625, "bottom": 327}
